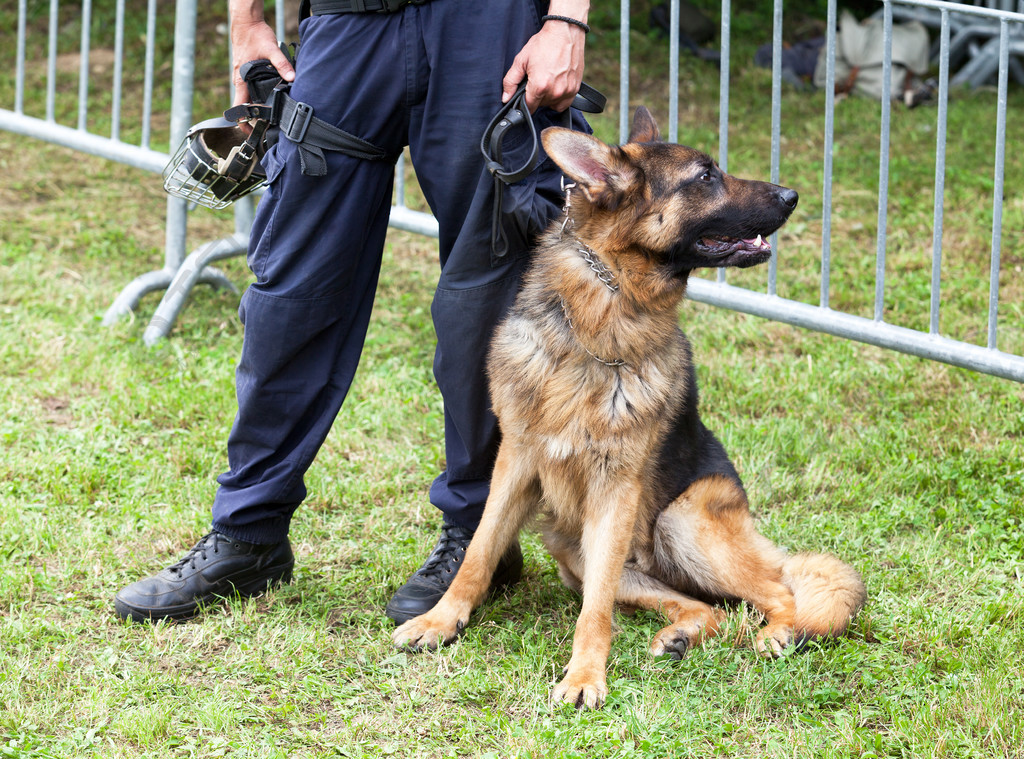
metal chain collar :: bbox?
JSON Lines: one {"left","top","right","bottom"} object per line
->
{"left": 559, "top": 297, "right": 627, "bottom": 368}
{"left": 556, "top": 176, "right": 626, "bottom": 367}
{"left": 578, "top": 245, "right": 619, "bottom": 293}
{"left": 560, "top": 177, "right": 619, "bottom": 294}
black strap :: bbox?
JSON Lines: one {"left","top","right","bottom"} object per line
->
{"left": 219, "top": 118, "right": 270, "bottom": 181}
{"left": 479, "top": 80, "right": 606, "bottom": 186}
{"left": 224, "top": 87, "right": 396, "bottom": 176}
{"left": 276, "top": 93, "right": 395, "bottom": 175}
{"left": 481, "top": 83, "right": 536, "bottom": 258}
{"left": 481, "top": 82, "right": 538, "bottom": 187}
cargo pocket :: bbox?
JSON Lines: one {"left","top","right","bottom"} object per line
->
{"left": 258, "top": 142, "right": 286, "bottom": 187}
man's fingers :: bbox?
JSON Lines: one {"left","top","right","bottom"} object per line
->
{"left": 230, "top": 21, "right": 295, "bottom": 107}
{"left": 525, "top": 77, "right": 578, "bottom": 113}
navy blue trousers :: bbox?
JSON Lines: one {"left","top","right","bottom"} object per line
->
{"left": 211, "top": 0, "right": 588, "bottom": 544}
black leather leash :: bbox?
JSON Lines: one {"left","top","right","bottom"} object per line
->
{"left": 481, "top": 81, "right": 606, "bottom": 258}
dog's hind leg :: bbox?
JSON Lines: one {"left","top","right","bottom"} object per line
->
{"left": 653, "top": 475, "right": 798, "bottom": 657}
{"left": 616, "top": 568, "right": 727, "bottom": 659}
{"left": 392, "top": 443, "right": 540, "bottom": 650}
{"left": 548, "top": 544, "right": 725, "bottom": 660}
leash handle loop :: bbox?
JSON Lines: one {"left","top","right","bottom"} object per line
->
{"left": 480, "top": 79, "right": 606, "bottom": 258}
{"left": 480, "top": 81, "right": 538, "bottom": 258}
{"left": 480, "top": 81, "right": 539, "bottom": 186}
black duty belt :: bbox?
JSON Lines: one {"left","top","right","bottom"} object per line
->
{"left": 305, "top": 0, "right": 429, "bottom": 14}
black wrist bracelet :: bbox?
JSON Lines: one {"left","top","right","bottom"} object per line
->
{"left": 541, "top": 14, "right": 591, "bottom": 34}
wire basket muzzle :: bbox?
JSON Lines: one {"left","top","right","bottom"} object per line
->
{"left": 163, "top": 118, "right": 268, "bottom": 209}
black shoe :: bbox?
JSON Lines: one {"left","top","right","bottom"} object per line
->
{"left": 385, "top": 522, "right": 522, "bottom": 624}
{"left": 114, "top": 531, "right": 294, "bottom": 623}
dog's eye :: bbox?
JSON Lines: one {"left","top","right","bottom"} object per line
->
{"left": 700, "top": 170, "right": 713, "bottom": 181}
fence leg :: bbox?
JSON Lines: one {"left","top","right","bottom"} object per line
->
{"left": 141, "top": 235, "right": 246, "bottom": 345}
{"left": 142, "top": 197, "right": 254, "bottom": 344}
{"left": 101, "top": 268, "right": 176, "bottom": 325}
{"left": 101, "top": 193, "right": 189, "bottom": 324}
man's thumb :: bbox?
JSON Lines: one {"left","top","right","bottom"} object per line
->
{"left": 502, "top": 59, "right": 526, "bottom": 103}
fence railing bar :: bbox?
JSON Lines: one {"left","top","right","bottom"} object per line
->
{"left": 141, "top": 0, "right": 157, "bottom": 148}
{"left": 16, "top": 0, "right": 27, "bottom": 114}
{"left": 163, "top": 0, "right": 198, "bottom": 270}
{"left": 929, "top": 9, "right": 951, "bottom": 336}
{"left": 717, "top": 0, "right": 730, "bottom": 171}
{"left": 668, "top": 0, "right": 679, "bottom": 142}
{"left": 686, "top": 277, "right": 1024, "bottom": 383}
{"left": 897, "top": 0, "right": 1024, "bottom": 22}
{"left": 988, "top": 18, "right": 1009, "bottom": 350}
{"left": 717, "top": 0, "right": 730, "bottom": 283}
{"left": 768, "top": 0, "right": 783, "bottom": 296}
{"left": 821, "top": 0, "right": 837, "bottom": 309}
{"left": 47, "top": 0, "right": 58, "bottom": 123}
{"left": 112, "top": 0, "right": 126, "bottom": 141}
{"left": 274, "top": 0, "right": 286, "bottom": 41}
{"left": 875, "top": 1, "right": 894, "bottom": 323}
{"left": 388, "top": 205, "right": 440, "bottom": 238}
{"left": 619, "top": 0, "right": 630, "bottom": 142}
{"left": 78, "top": 0, "right": 93, "bottom": 132}
{"left": 0, "top": 111, "right": 167, "bottom": 172}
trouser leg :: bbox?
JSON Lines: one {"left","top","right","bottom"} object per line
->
{"left": 211, "top": 14, "right": 408, "bottom": 544}
{"left": 408, "top": 0, "right": 591, "bottom": 528}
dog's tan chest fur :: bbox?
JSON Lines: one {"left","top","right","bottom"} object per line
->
{"left": 489, "top": 240, "right": 688, "bottom": 449}
{"left": 486, "top": 245, "right": 691, "bottom": 554}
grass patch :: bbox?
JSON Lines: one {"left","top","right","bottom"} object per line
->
{"left": 2, "top": 1, "right": 1024, "bottom": 757}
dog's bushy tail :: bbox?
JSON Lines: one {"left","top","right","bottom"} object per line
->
{"left": 782, "top": 552, "right": 866, "bottom": 641}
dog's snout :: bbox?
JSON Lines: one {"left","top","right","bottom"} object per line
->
{"left": 779, "top": 187, "right": 799, "bottom": 209}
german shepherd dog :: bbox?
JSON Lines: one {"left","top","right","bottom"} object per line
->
{"left": 394, "top": 107, "right": 866, "bottom": 708}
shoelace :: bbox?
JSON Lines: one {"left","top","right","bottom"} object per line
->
{"left": 168, "top": 532, "right": 224, "bottom": 575}
{"left": 418, "top": 524, "right": 472, "bottom": 579}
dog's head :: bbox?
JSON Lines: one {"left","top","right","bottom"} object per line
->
{"left": 541, "top": 107, "right": 798, "bottom": 274}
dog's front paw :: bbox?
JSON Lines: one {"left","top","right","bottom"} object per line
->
{"left": 392, "top": 612, "right": 466, "bottom": 651}
{"left": 755, "top": 623, "right": 794, "bottom": 658}
{"left": 551, "top": 667, "right": 608, "bottom": 709}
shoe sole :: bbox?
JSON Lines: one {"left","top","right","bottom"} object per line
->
{"left": 114, "top": 563, "right": 294, "bottom": 624}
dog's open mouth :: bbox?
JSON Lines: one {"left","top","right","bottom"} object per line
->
{"left": 695, "top": 234, "right": 772, "bottom": 257}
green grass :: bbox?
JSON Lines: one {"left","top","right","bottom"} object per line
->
{"left": 2, "top": 1, "right": 1024, "bottom": 757}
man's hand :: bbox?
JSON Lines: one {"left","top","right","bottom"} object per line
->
{"left": 502, "top": 3, "right": 590, "bottom": 113}
{"left": 229, "top": 0, "right": 295, "bottom": 108}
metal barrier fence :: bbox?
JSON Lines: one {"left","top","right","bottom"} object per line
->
{"left": 1, "top": 0, "right": 1022, "bottom": 382}
{"left": 0, "top": 0, "right": 290, "bottom": 340}
{"left": 654, "top": 0, "right": 1024, "bottom": 383}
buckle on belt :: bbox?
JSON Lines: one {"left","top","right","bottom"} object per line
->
{"left": 282, "top": 100, "right": 313, "bottom": 143}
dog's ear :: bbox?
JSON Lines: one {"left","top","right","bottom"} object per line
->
{"left": 628, "top": 106, "right": 661, "bottom": 144}
{"left": 541, "top": 127, "right": 637, "bottom": 209}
